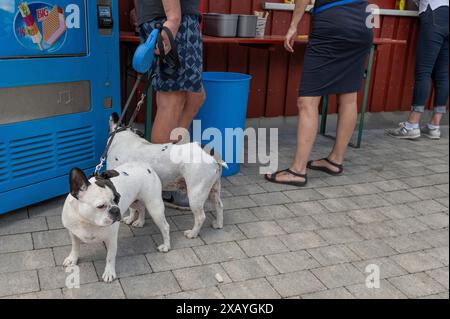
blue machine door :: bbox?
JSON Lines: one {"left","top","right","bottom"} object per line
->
{"left": 0, "top": 0, "right": 121, "bottom": 214}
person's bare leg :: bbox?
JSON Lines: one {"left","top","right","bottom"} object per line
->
{"left": 310, "top": 92, "right": 358, "bottom": 172}
{"left": 267, "top": 96, "right": 321, "bottom": 183}
{"left": 429, "top": 113, "right": 443, "bottom": 126}
{"left": 152, "top": 91, "right": 186, "bottom": 144}
{"left": 179, "top": 88, "right": 206, "bottom": 129}
{"left": 407, "top": 111, "right": 423, "bottom": 124}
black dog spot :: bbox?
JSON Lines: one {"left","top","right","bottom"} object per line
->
{"left": 95, "top": 171, "right": 121, "bottom": 204}
{"left": 115, "top": 158, "right": 119, "bottom": 161}
{"left": 161, "top": 146, "right": 168, "bottom": 152}
{"left": 147, "top": 169, "right": 152, "bottom": 174}
{"left": 122, "top": 171, "right": 129, "bottom": 176}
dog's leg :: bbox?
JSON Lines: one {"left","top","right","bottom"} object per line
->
{"left": 125, "top": 201, "right": 146, "bottom": 228}
{"left": 210, "top": 180, "right": 224, "bottom": 229}
{"left": 63, "top": 232, "right": 81, "bottom": 267}
{"left": 145, "top": 199, "right": 171, "bottom": 253}
{"left": 102, "top": 236, "right": 118, "bottom": 283}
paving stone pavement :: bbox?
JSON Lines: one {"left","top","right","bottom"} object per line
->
{"left": 0, "top": 127, "right": 448, "bottom": 299}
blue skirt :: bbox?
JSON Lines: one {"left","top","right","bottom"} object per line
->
{"left": 299, "top": 1, "right": 373, "bottom": 96}
{"left": 140, "top": 15, "right": 203, "bottom": 93}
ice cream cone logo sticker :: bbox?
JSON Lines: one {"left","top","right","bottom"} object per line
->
{"left": 15, "top": 2, "right": 73, "bottom": 53}
{"left": 18, "top": 2, "right": 44, "bottom": 51}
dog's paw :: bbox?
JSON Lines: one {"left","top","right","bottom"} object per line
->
{"left": 212, "top": 220, "right": 223, "bottom": 229}
{"left": 102, "top": 267, "right": 117, "bottom": 283}
{"left": 184, "top": 229, "right": 198, "bottom": 239}
{"left": 132, "top": 219, "right": 145, "bottom": 228}
{"left": 63, "top": 254, "right": 78, "bottom": 267}
{"left": 123, "top": 215, "right": 135, "bottom": 225}
{"left": 157, "top": 244, "right": 170, "bottom": 253}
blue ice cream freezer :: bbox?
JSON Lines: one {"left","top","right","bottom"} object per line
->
{"left": 0, "top": 0, "right": 121, "bottom": 214}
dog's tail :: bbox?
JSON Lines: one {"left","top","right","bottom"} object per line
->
{"left": 198, "top": 142, "right": 229, "bottom": 170}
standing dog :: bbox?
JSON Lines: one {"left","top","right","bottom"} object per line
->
{"left": 62, "top": 162, "right": 170, "bottom": 283}
{"left": 107, "top": 113, "right": 225, "bottom": 239}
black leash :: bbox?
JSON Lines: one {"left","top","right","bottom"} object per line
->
{"left": 94, "top": 25, "right": 180, "bottom": 175}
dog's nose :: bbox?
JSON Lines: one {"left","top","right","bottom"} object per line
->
{"left": 109, "top": 206, "right": 121, "bottom": 222}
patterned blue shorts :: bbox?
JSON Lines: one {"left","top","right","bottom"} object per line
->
{"left": 139, "top": 15, "right": 203, "bottom": 93}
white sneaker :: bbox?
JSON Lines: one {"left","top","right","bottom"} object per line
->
{"left": 386, "top": 122, "right": 421, "bottom": 139}
{"left": 421, "top": 125, "right": 441, "bottom": 140}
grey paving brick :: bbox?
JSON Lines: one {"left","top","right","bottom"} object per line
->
{"left": 222, "top": 256, "right": 278, "bottom": 281}
{"left": 131, "top": 218, "right": 178, "bottom": 236}
{"left": 146, "top": 248, "right": 201, "bottom": 272}
{"left": 416, "top": 213, "right": 449, "bottom": 229}
{"left": 152, "top": 231, "right": 204, "bottom": 250}
{"left": 200, "top": 225, "right": 246, "bottom": 244}
{"left": 435, "top": 184, "right": 449, "bottom": 194}
{"left": 379, "top": 204, "right": 420, "bottom": 219}
{"left": 278, "top": 231, "right": 328, "bottom": 251}
{"left": 348, "top": 208, "right": 389, "bottom": 224}
{"left": 267, "top": 270, "right": 326, "bottom": 297}
{"left": 0, "top": 233, "right": 33, "bottom": 254}
{"left": 53, "top": 243, "right": 107, "bottom": 265}
{"left": 265, "top": 251, "right": 319, "bottom": 273}
{"left": 237, "top": 221, "right": 285, "bottom": 238}
{"left": 117, "top": 235, "right": 156, "bottom": 257}
{"left": 63, "top": 280, "right": 125, "bottom": 299}
{"left": 0, "top": 270, "right": 39, "bottom": 298}
{"left": 223, "top": 209, "right": 259, "bottom": 225}
{"left": 193, "top": 242, "right": 246, "bottom": 264}
{"left": 347, "top": 280, "right": 407, "bottom": 299}
{"left": 28, "top": 196, "right": 65, "bottom": 217}
{"left": 120, "top": 271, "right": 180, "bottom": 298}
{"left": 167, "top": 287, "right": 224, "bottom": 299}
{"left": 425, "top": 247, "right": 449, "bottom": 266}
{"left": 416, "top": 229, "right": 449, "bottom": 247}
{"left": 171, "top": 214, "right": 214, "bottom": 232}
{"left": 426, "top": 267, "right": 449, "bottom": 289}
{"left": 237, "top": 236, "right": 288, "bottom": 257}
{"left": 302, "top": 287, "right": 355, "bottom": 299}
{"left": 389, "top": 272, "right": 446, "bottom": 298}
{"left": 402, "top": 176, "right": 440, "bottom": 188}
{"left": 2, "top": 289, "right": 63, "bottom": 299}
{"left": 312, "top": 263, "right": 366, "bottom": 289}
{"left": 38, "top": 262, "right": 98, "bottom": 290}
{"left": 250, "top": 205, "right": 294, "bottom": 221}
{"left": 94, "top": 255, "right": 152, "bottom": 279}
{"left": 383, "top": 191, "right": 420, "bottom": 205}
{"left": 391, "top": 252, "right": 443, "bottom": 273}
{"left": 32, "top": 229, "right": 71, "bottom": 249}
{"left": 352, "top": 222, "right": 399, "bottom": 240}
{"left": 317, "top": 227, "right": 363, "bottom": 244}
{"left": 285, "top": 201, "right": 330, "bottom": 216}
{"left": 283, "top": 189, "right": 324, "bottom": 202}
{"left": 46, "top": 215, "right": 64, "bottom": 230}
{"left": 0, "top": 217, "right": 47, "bottom": 236}
{"left": 318, "top": 198, "right": 360, "bottom": 212}
{"left": 312, "top": 213, "right": 356, "bottom": 228}
{"left": 249, "top": 192, "right": 292, "bottom": 206}
{"left": 388, "top": 218, "right": 430, "bottom": 235}
{"left": 0, "top": 249, "right": 54, "bottom": 273}
{"left": 384, "top": 234, "right": 433, "bottom": 253}
{"left": 409, "top": 187, "right": 447, "bottom": 201}
{"left": 372, "top": 180, "right": 410, "bottom": 192}
{"left": 0, "top": 209, "right": 28, "bottom": 222}
{"left": 219, "top": 278, "right": 281, "bottom": 299}
{"left": 353, "top": 257, "right": 408, "bottom": 279}
{"left": 222, "top": 196, "right": 257, "bottom": 210}
{"left": 308, "top": 245, "right": 361, "bottom": 267}
{"left": 348, "top": 240, "right": 398, "bottom": 259}
{"left": 227, "top": 184, "right": 266, "bottom": 196}
{"left": 277, "top": 216, "right": 321, "bottom": 233}
{"left": 173, "top": 264, "right": 231, "bottom": 291}
{"left": 407, "top": 200, "right": 448, "bottom": 215}
{"left": 436, "top": 197, "right": 449, "bottom": 208}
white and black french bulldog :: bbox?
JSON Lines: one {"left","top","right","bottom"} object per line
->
{"left": 107, "top": 113, "right": 226, "bottom": 240}
{"left": 62, "top": 162, "right": 170, "bottom": 283}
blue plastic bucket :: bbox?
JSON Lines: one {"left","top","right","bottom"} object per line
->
{"left": 193, "top": 72, "right": 252, "bottom": 176}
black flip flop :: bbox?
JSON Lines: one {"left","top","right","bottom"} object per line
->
{"left": 265, "top": 169, "right": 308, "bottom": 187}
{"left": 307, "top": 158, "right": 343, "bottom": 176}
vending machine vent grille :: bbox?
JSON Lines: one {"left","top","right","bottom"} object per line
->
{"left": 0, "top": 143, "right": 7, "bottom": 184}
{"left": 56, "top": 126, "right": 95, "bottom": 167}
{"left": 9, "top": 134, "right": 56, "bottom": 179}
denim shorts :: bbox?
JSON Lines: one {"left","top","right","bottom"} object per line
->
{"left": 139, "top": 15, "right": 203, "bottom": 93}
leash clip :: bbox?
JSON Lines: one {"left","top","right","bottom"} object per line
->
{"left": 94, "top": 157, "right": 106, "bottom": 176}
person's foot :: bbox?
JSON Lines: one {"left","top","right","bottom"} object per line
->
{"left": 265, "top": 168, "right": 307, "bottom": 187}
{"left": 307, "top": 158, "right": 343, "bottom": 175}
{"left": 421, "top": 125, "right": 441, "bottom": 140}
{"left": 163, "top": 191, "right": 190, "bottom": 210}
{"left": 386, "top": 122, "right": 421, "bottom": 139}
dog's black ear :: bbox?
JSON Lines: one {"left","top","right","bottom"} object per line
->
{"left": 69, "top": 168, "right": 91, "bottom": 200}
{"left": 100, "top": 170, "right": 120, "bottom": 179}
{"left": 109, "top": 112, "right": 120, "bottom": 133}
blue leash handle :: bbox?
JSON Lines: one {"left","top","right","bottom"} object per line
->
{"left": 132, "top": 28, "right": 160, "bottom": 74}
{"left": 312, "top": 0, "right": 365, "bottom": 15}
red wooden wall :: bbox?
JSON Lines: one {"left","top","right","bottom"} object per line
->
{"left": 119, "top": 0, "right": 438, "bottom": 118}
